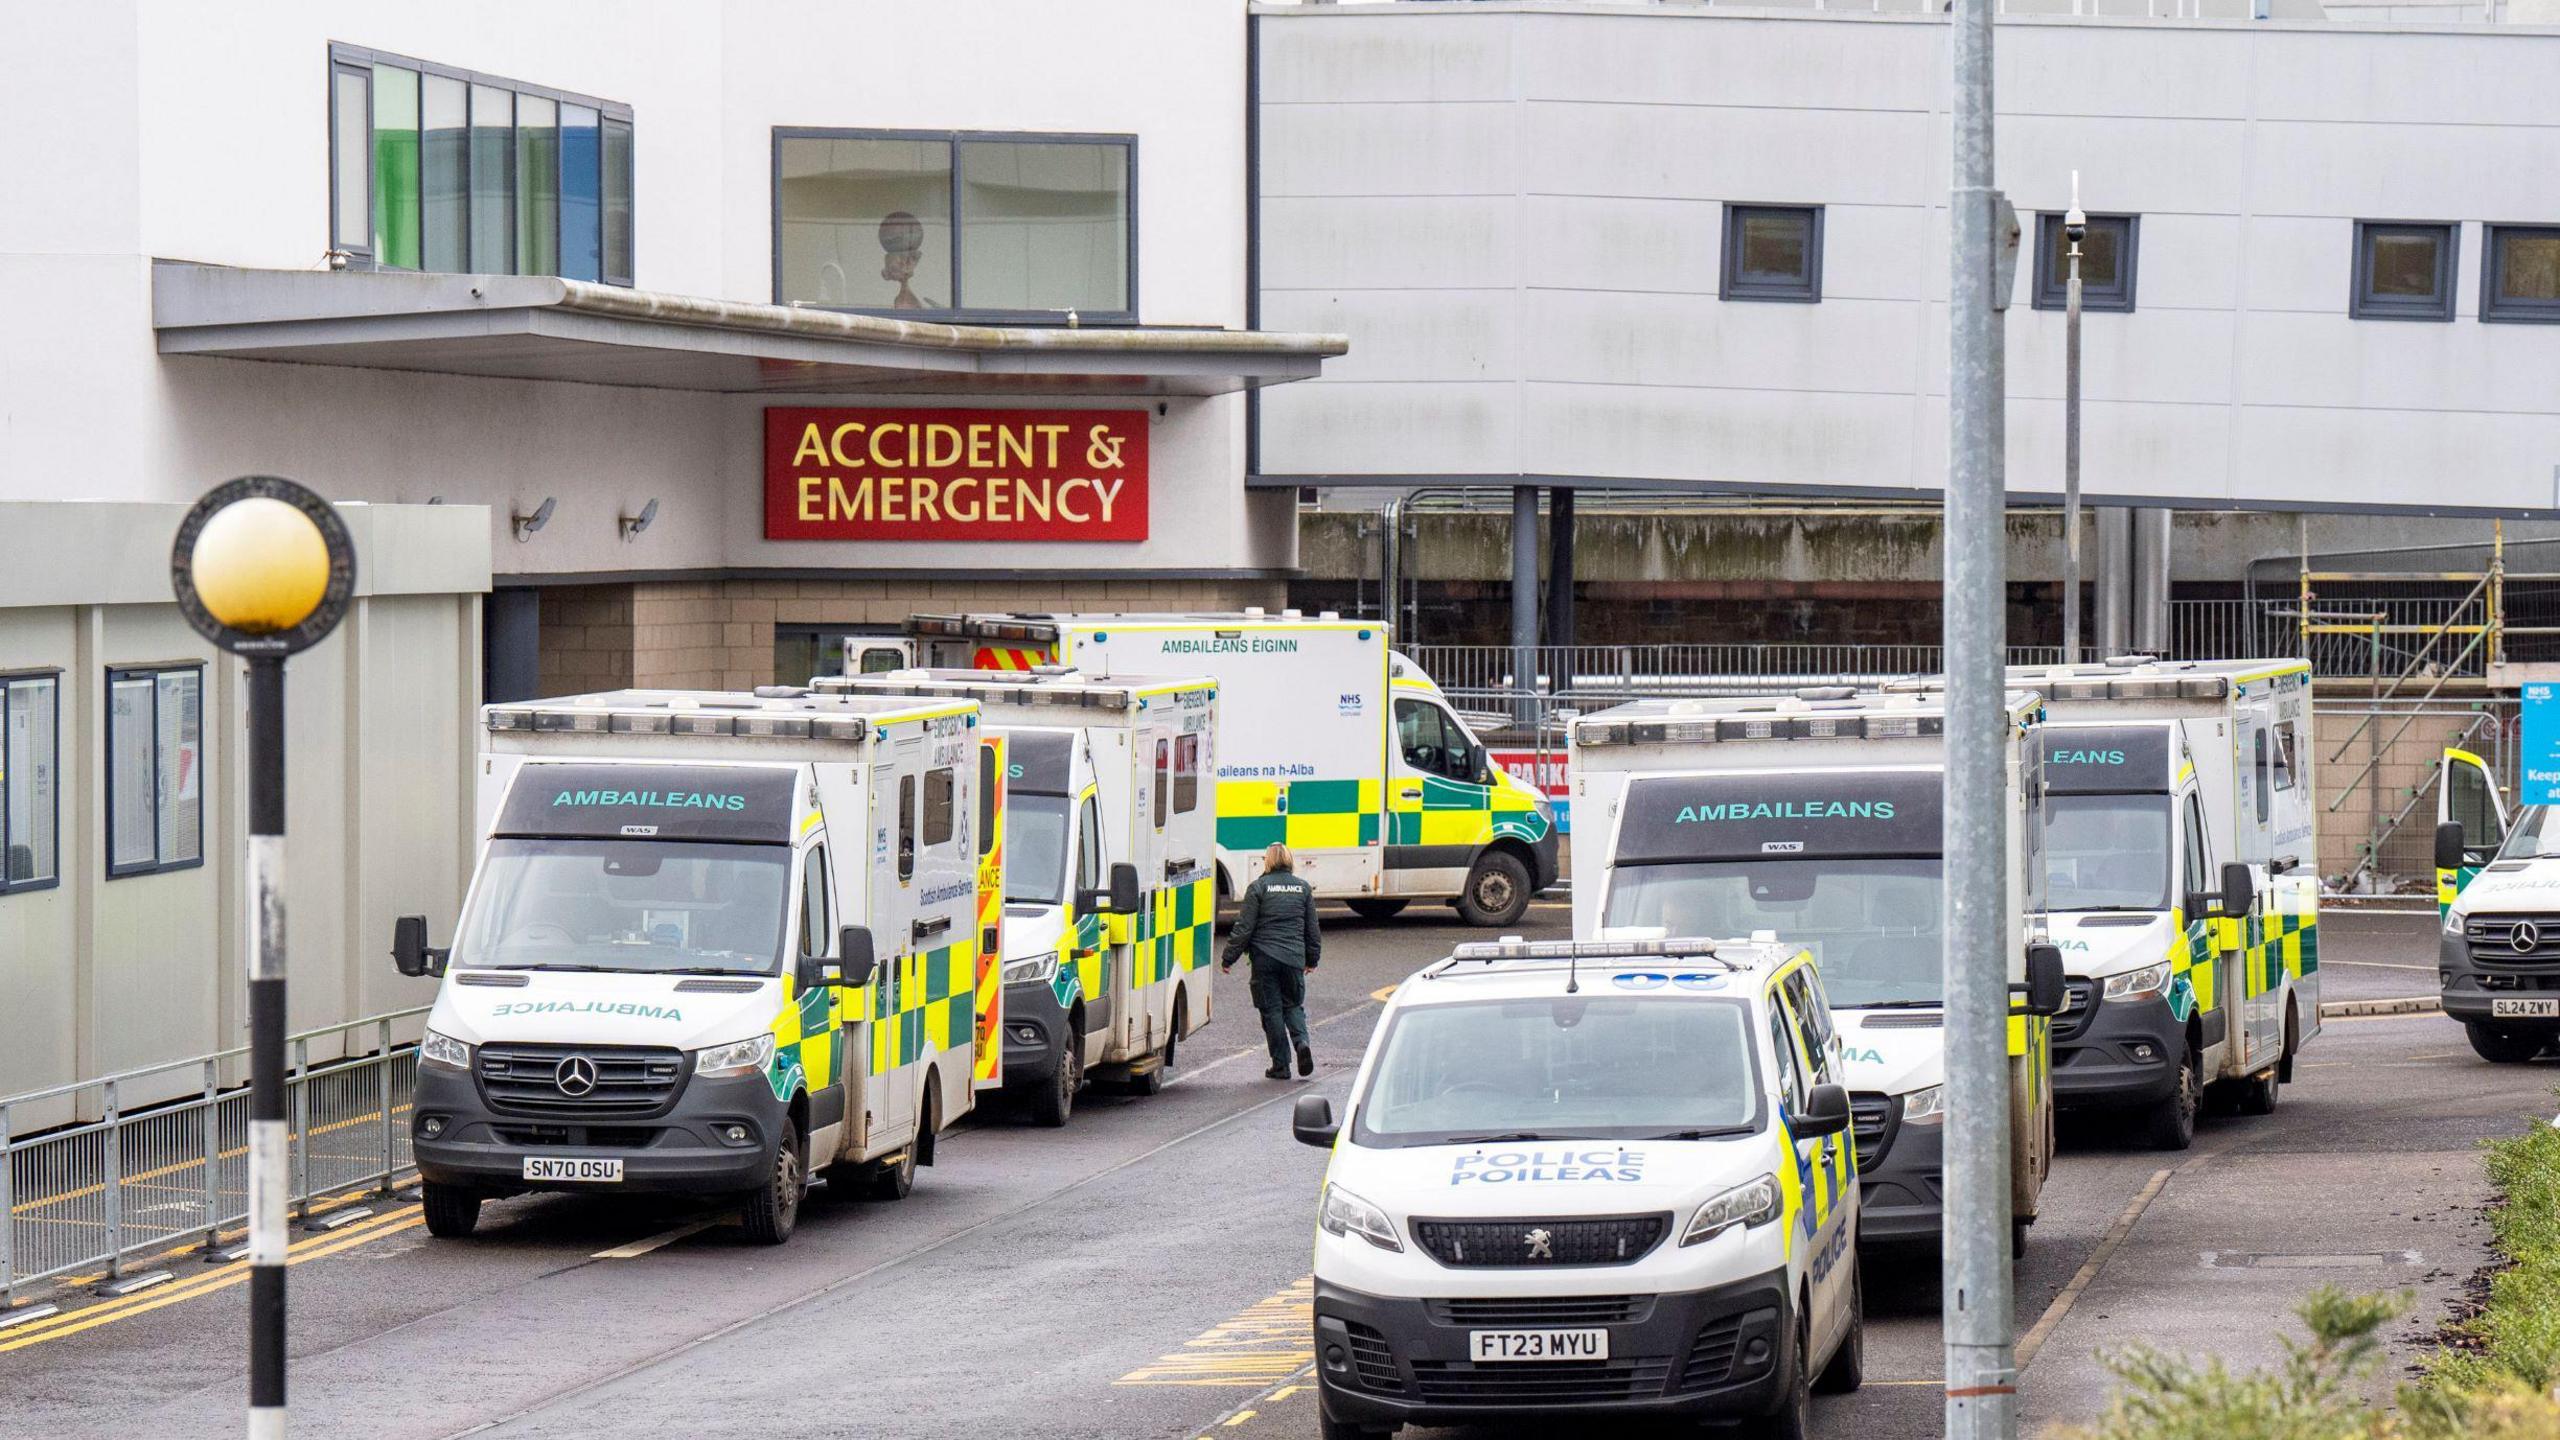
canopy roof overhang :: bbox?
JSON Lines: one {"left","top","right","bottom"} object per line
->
{"left": 151, "top": 262, "right": 1346, "bottom": 397}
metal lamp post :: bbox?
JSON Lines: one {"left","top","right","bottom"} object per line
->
{"left": 170, "top": 477, "right": 356, "bottom": 1440}
{"left": 2062, "top": 174, "right": 2087, "bottom": 664}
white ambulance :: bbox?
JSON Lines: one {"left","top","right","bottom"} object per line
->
{"left": 1292, "top": 935, "right": 1862, "bottom": 1440}
{"left": 1899, "top": 659, "right": 2321, "bottom": 1147}
{"left": 390, "top": 688, "right": 995, "bottom": 1245}
{"left": 814, "top": 667, "right": 1219, "bottom": 1124}
{"left": 2430, "top": 750, "right": 2560, "bottom": 1062}
{"left": 906, "top": 610, "right": 1558, "bottom": 925}
{"left": 1568, "top": 689, "right": 2064, "bottom": 1253}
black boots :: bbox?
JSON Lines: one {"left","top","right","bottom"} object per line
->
{"left": 1265, "top": 1064, "right": 1291, "bottom": 1080}
{"left": 1297, "top": 1044, "right": 1315, "bottom": 1077}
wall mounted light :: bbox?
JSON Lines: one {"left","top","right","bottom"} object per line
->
{"left": 619, "top": 498, "right": 660, "bottom": 543}
{"left": 510, "top": 497, "right": 555, "bottom": 543}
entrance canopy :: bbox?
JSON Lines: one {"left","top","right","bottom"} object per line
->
{"left": 152, "top": 263, "right": 1344, "bottom": 397}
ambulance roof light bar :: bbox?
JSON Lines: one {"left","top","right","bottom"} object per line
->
{"left": 485, "top": 694, "right": 876, "bottom": 741}
{"left": 905, "top": 613, "right": 1060, "bottom": 643}
{"left": 1573, "top": 710, "right": 1946, "bottom": 747}
{"left": 1432, "top": 936, "right": 1740, "bottom": 974}
{"left": 817, "top": 669, "right": 1136, "bottom": 711}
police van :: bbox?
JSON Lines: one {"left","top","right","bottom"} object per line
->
{"left": 813, "top": 667, "right": 1218, "bottom": 1124}
{"left": 2428, "top": 750, "right": 2560, "bottom": 1062}
{"left": 1568, "top": 689, "right": 2064, "bottom": 1253}
{"left": 1289, "top": 935, "right": 1861, "bottom": 1440}
{"left": 389, "top": 688, "right": 996, "bottom": 1245}
{"left": 1904, "top": 659, "right": 2322, "bottom": 1146}
{"left": 904, "top": 610, "right": 1557, "bottom": 925}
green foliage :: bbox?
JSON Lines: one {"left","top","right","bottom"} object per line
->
{"left": 2050, "top": 1286, "right": 2406, "bottom": 1440}
{"left": 2404, "top": 1115, "right": 2560, "bottom": 1434}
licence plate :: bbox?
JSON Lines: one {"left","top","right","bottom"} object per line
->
{"left": 1469, "top": 1328, "right": 1609, "bottom": 1363}
{"left": 2492, "top": 998, "right": 2560, "bottom": 1018}
{"left": 522, "top": 1156, "right": 623, "bottom": 1183}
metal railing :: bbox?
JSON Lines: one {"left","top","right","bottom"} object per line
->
{"left": 1409, "top": 643, "right": 2075, "bottom": 699}
{"left": 3, "top": 1007, "right": 427, "bottom": 1306}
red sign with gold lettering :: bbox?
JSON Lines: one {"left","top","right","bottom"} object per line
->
{"left": 764, "top": 407, "right": 1148, "bottom": 543}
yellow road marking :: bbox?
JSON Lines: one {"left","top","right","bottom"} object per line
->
{"left": 1117, "top": 1276, "right": 1313, "bottom": 1387}
{"left": 0, "top": 1206, "right": 424, "bottom": 1352}
{"left": 1369, "top": 984, "right": 1398, "bottom": 1003}
{"left": 594, "top": 1219, "right": 724, "bottom": 1259}
{"left": 1224, "top": 1412, "right": 1256, "bottom": 1426}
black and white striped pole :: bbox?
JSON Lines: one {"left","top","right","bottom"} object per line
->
{"left": 171, "top": 478, "right": 355, "bottom": 1440}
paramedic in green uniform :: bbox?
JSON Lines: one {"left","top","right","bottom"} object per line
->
{"left": 1222, "top": 843, "right": 1321, "bottom": 1080}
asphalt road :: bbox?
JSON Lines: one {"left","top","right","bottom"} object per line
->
{"left": 0, "top": 904, "right": 2539, "bottom": 1440}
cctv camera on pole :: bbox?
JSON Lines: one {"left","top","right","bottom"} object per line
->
{"left": 170, "top": 477, "right": 355, "bottom": 1440}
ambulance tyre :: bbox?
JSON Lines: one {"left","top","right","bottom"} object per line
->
{"left": 2236, "top": 1062, "right": 2280, "bottom": 1117}
{"left": 2466, "top": 1022, "right": 2549, "bottom": 1064}
{"left": 2146, "top": 1042, "right": 2200, "bottom": 1151}
{"left": 1346, "top": 899, "right": 1408, "bottom": 921}
{"left": 867, "top": 1130, "right": 917, "bottom": 1201}
{"left": 1813, "top": 1262, "right": 1865, "bottom": 1394}
{"left": 419, "top": 1182, "right": 481, "bottom": 1239}
{"left": 738, "top": 1124, "right": 805, "bottom": 1246}
{"left": 1027, "top": 1022, "right": 1082, "bottom": 1127}
{"left": 1454, "top": 850, "right": 1533, "bottom": 928}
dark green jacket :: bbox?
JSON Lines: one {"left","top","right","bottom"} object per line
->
{"left": 1223, "top": 870, "right": 1322, "bottom": 971}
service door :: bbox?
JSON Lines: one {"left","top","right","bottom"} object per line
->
{"left": 973, "top": 736, "right": 1007, "bottom": 1091}
{"left": 2174, "top": 786, "right": 2238, "bottom": 1075}
{"left": 2438, "top": 749, "right": 2511, "bottom": 914}
{"left": 1384, "top": 694, "right": 1492, "bottom": 898}
{"left": 1125, "top": 724, "right": 1176, "bottom": 1056}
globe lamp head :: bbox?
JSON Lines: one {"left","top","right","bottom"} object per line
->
{"left": 188, "top": 497, "right": 332, "bottom": 635}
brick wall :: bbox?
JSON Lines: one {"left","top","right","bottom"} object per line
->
{"left": 534, "top": 575, "right": 1288, "bottom": 696}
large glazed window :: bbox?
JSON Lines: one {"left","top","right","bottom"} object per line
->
{"left": 1, "top": 673, "right": 60, "bottom": 894}
{"left": 453, "top": 837, "right": 791, "bottom": 976}
{"left": 774, "top": 130, "right": 1135, "bottom": 322}
{"left": 105, "top": 666, "right": 203, "bottom": 879}
{"left": 328, "top": 44, "right": 632, "bottom": 284}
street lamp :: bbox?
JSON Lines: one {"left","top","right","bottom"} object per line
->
{"left": 2062, "top": 172, "right": 2087, "bottom": 665}
{"left": 169, "top": 477, "right": 355, "bottom": 1440}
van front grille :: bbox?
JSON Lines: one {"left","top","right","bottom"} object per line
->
{"left": 477, "top": 1044, "right": 687, "bottom": 1116}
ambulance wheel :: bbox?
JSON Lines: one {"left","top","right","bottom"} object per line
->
{"left": 1812, "top": 1261, "right": 1864, "bottom": 1394}
{"left": 419, "top": 1182, "right": 481, "bottom": 1239}
{"left": 2146, "top": 1044, "right": 2199, "bottom": 1151}
{"left": 2235, "top": 1065, "right": 2280, "bottom": 1117}
{"left": 737, "top": 1126, "right": 805, "bottom": 1246}
{"left": 2012, "top": 1217, "right": 2029, "bottom": 1260}
{"left": 2466, "top": 1022, "right": 2549, "bottom": 1064}
{"left": 1027, "top": 1027, "right": 1081, "bottom": 1127}
{"left": 1455, "top": 851, "right": 1532, "bottom": 928}
{"left": 866, "top": 1135, "right": 919, "bottom": 1202}
{"left": 1346, "top": 898, "right": 1408, "bottom": 921}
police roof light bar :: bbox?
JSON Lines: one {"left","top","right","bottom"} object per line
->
{"left": 1440, "top": 936, "right": 1736, "bottom": 966}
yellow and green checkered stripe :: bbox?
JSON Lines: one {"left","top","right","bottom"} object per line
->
{"left": 868, "top": 936, "right": 979, "bottom": 1076}
{"left": 1052, "top": 906, "right": 1108, "bottom": 1011}
{"left": 1385, "top": 774, "right": 1553, "bottom": 848}
{"left": 2440, "top": 864, "right": 2484, "bottom": 916}
{"left": 1121, "top": 875, "right": 1217, "bottom": 989}
{"left": 2234, "top": 906, "right": 2320, "bottom": 998}
{"left": 767, "top": 982, "right": 837, "bottom": 1103}
{"left": 1217, "top": 778, "right": 1383, "bottom": 852}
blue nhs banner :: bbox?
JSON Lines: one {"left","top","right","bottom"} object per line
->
{"left": 2523, "top": 684, "right": 2560, "bottom": 805}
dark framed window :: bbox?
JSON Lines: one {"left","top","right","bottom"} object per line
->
{"left": 2, "top": 672, "right": 61, "bottom": 894}
{"left": 2482, "top": 224, "right": 2560, "bottom": 324}
{"left": 2351, "top": 221, "right": 2457, "bottom": 322}
{"left": 105, "top": 665, "right": 203, "bottom": 880}
{"left": 773, "top": 129, "right": 1136, "bottom": 322}
{"left": 328, "top": 44, "right": 633, "bottom": 284}
{"left": 2033, "top": 213, "right": 2138, "bottom": 312}
{"left": 1719, "top": 204, "right": 1823, "bottom": 303}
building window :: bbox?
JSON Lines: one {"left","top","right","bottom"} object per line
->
{"left": 106, "top": 666, "right": 203, "bottom": 880}
{"left": 2, "top": 672, "right": 60, "bottom": 894}
{"left": 2352, "top": 221, "right": 2457, "bottom": 322}
{"left": 2483, "top": 225, "right": 2560, "bottom": 324}
{"left": 1719, "top": 205, "right": 1823, "bottom": 303}
{"left": 773, "top": 129, "right": 1136, "bottom": 322}
{"left": 2033, "top": 213, "right": 2138, "bottom": 313}
{"left": 329, "top": 45, "right": 633, "bottom": 285}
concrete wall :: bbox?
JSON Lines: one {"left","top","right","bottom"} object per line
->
{"left": 0, "top": 0, "right": 1282, "bottom": 584}
{"left": 1256, "top": 3, "right": 2560, "bottom": 515}
{"left": 0, "top": 503, "right": 488, "bottom": 1110}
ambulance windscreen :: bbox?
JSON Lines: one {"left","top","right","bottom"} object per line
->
{"left": 449, "top": 838, "right": 791, "bottom": 977}
{"left": 496, "top": 763, "right": 798, "bottom": 844}
{"left": 1005, "top": 732, "right": 1075, "bottom": 797}
{"left": 2037, "top": 726, "right": 2170, "bottom": 794}
{"left": 2043, "top": 794, "right": 2170, "bottom": 912}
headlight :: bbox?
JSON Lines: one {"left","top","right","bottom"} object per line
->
{"left": 419, "top": 1028, "right": 471, "bottom": 1071}
{"left": 694, "top": 1033, "right": 776, "bottom": 1078}
{"left": 2102, "top": 961, "right": 2171, "bottom": 1003}
{"left": 1680, "top": 1173, "right": 1781, "bottom": 1246}
{"left": 1900, "top": 1084, "right": 1946, "bottom": 1126}
{"left": 1533, "top": 791, "right": 1555, "bottom": 822}
{"left": 1318, "top": 1183, "right": 1404, "bottom": 1253}
{"left": 2445, "top": 908, "right": 2466, "bottom": 937}
{"left": 1002, "top": 951, "right": 1060, "bottom": 986}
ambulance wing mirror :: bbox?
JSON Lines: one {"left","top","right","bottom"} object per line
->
{"left": 1291, "top": 1095, "right": 1339, "bottom": 1149}
{"left": 1472, "top": 744, "right": 1496, "bottom": 787}
{"left": 836, "top": 926, "right": 879, "bottom": 989}
{"left": 1796, "top": 1084, "right": 1852, "bottom": 1140}
{"left": 2021, "top": 942, "right": 2067, "bottom": 1018}
{"left": 391, "top": 915, "right": 447, "bottom": 979}
{"left": 2436, "top": 821, "right": 2472, "bottom": 872}
{"left": 2221, "top": 861, "right": 2255, "bottom": 918}
{"left": 1083, "top": 862, "right": 1141, "bottom": 915}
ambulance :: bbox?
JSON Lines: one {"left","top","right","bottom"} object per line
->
{"left": 1568, "top": 689, "right": 2064, "bottom": 1252}
{"left": 1292, "top": 935, "right": 1862, "bottom": 1440}
{"left": 389, "top": 687, "right": 996, "bottom": 1245}
{"left": 813, "top": 667, "right": 1218, "bottom": 1124}
{"left": 903, "top": 611, "right": 1558, "bottom": 925}
{"left": 1898, "top": 659, "right": 2321, "bottom": 1147}
{"left": 2429, "top": 748, "right": 2560, "bottom": 1062}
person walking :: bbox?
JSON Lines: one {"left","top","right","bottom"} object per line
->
{"left": 1222, "top": 843, "right": 1321, "bottom": 1080}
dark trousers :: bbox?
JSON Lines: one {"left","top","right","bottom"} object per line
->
{"left": 1249, "top": 961, "right": 1309, "bottom": 1068}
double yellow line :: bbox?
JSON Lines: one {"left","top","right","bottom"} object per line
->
{"left": 0, "top": 1204, "right": 424, "bottom": 1354}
